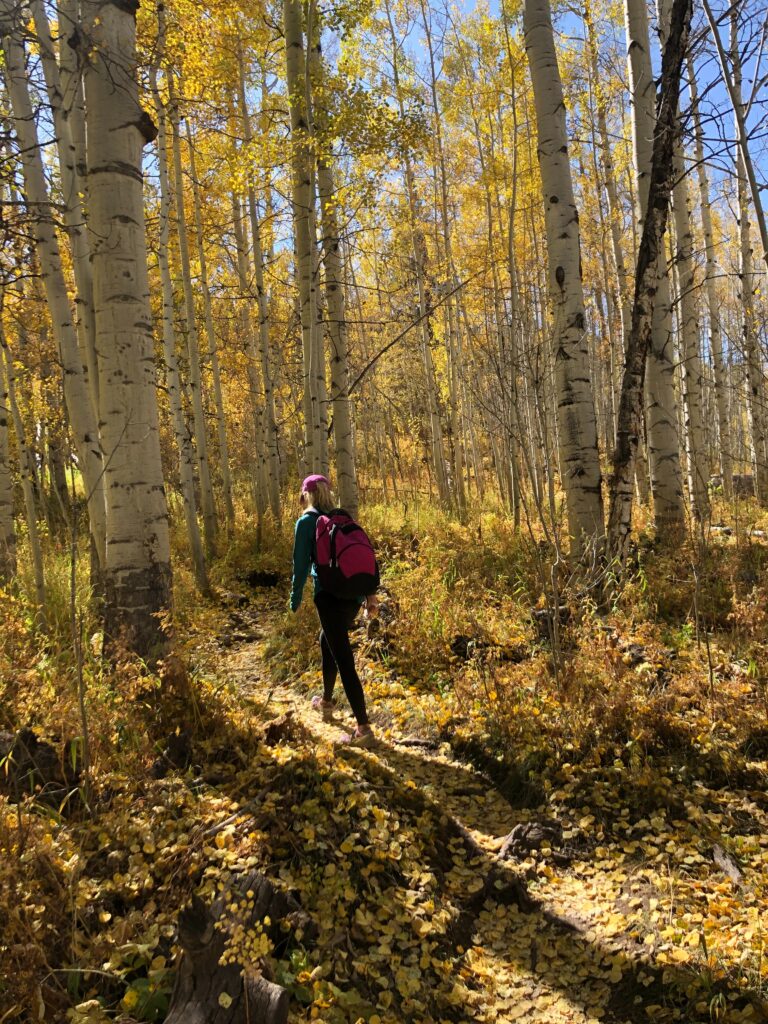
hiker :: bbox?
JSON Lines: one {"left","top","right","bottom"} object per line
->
{"left": 289, "top": 474, "right": 378, "bottom": 747}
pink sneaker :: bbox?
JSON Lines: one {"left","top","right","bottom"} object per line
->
{"left": 311, "top": 695, "right": 336, "bottom": 720}
{"left": 338, "top": 727, "right": 376, "bottom": 749}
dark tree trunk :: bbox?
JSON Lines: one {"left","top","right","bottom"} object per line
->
{"left": 607, "top": 0, "right": 693, "bottom": 566}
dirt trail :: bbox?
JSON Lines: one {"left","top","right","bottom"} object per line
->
{"left": 212, "top": 593, "right": 715, "bottom": 1024}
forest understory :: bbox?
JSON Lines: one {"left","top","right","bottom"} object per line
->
{"left": 2, "top": 501, "right": 768, "bottom": 1024}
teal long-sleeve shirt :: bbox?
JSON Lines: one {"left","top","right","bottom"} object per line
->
{"left": 290, "top": 510, "right": 320, "bottom": 611}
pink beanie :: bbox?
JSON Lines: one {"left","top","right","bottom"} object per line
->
{"left": 301, "top": 474, "right": 330, "bottom": 493}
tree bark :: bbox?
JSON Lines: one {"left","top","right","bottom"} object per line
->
{"left": 229, "top": 189, "right": 269, "bottom": 517}
{"left": 688, "top": 58, "right": 733, "bottom": 499}
{"left": 30, "top": 0, "right": 99, "bottom": 414}
{"left": 728, "top": 5, "right": 768, "bottom": 504}
{"left": 284, "top": 0, "right": 325, "bottom": 472}
{"left": 656, "top": 0, "right": 709, "bottom": 521}
{"left": 186, "top": 122, "right": 236, "bottom": 528}
{"left": 150, "top": 36, "right": 209, "bottom": 596}
{"left": 384, "top": 0, "right": 451, "bottom": 506}
{"left": 524, "top": 0, "right": 605, "bottom": 556}
{"left": 1, "top": 9, "right": 107, "bottom": 569}
{"left": 310, "top": 39, "right": 359, "bottom": 516}
{"left": 420, "top": 0, "right": 467, "bottom": 517}
{"left": 169, "top": 86, "right": 218, "bottom": 556}
{"left": 81, "top": 0, "right": 172, "bottom": 657}
{"left": 608, "top": 0, "right": 692, "bottom": 564}
{"left": 702, "top": 0, "right": 768, "bottom": 273}
{"left": 236, "top": 49, "right": 281, "bottom": 519}
{"left": 624, "top": 0, "right": 685, "bottom": 531}
{"left": 57, "top": 0, "right": 87, "bottom": 202}
{"left": 166, "top": 870, "right": 311, "bottom": 1024}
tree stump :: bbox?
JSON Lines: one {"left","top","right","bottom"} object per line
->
{"left": 166, "top": 871, "right": 311, "bottom": 1024}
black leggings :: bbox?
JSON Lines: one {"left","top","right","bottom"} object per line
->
{"left": 314, "top": 591, "right": 369, "bottom": 725}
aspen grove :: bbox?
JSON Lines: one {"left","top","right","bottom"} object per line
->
{"left": 1, "top": 0, "right": 768, "bottom": 629}
{"left": 2, "top": 0, "right": 768, "bottom": 1018}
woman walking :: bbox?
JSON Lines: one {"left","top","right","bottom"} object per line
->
{"left": 289, "top": 474, "right": 377, "bottom": 747}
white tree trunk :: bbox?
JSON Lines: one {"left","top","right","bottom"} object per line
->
{"left": 236, "top": 50, "right": 281, "bottom": 519}
{"left": 608, "top": 0, "right": 692, "bottom": 563}
{"left": 384, "top": 0, "right": 451, "bottom": 505}
{"left": 1, "top": 10, "right": 107, "bottom": 568}
{"left": 624, "top": 0, "right": 685, "bottom": 530}
{"left": 420, "top": 0, "right": 467, "bottom": 516}
{"left": 583, "top": 0, "right": 632, "bottom": 356}
{"left": 284, "top": 0, "right": 325, "bottom": 472}
{"left": 231, "top": 190, "right": 270, "bottom": 518}
{"left": 656, "top": 0, "right": 709, "bottom": 521}
{"left": 524, "top": 0, "right": 605, "bottom": 554}
{"left": 81, "top": 0, "right": 172, "bottom": 656}
{"left": 150, "top": 53, "right": 208, "bottom": 595}
{"left": 30, "top": 0, "right": 99, "bottom": 413}
{"left": 57, "top": 0, "right": 87, "bottom": 198}
{"left": 310, "top": 41, "right": 359, "bottom": 515}
{"left": 670, "top": 168, "right": 709, "bottom": 519}
{"left": 703, "top": 0, "right": 768, "bottom": 274}
{"left": 186, "top": 124, "right": 236, "bottom": 528}
{"left": 169, "top": 92, "right": 217, "bottom": 556}
{"left": 729, "top": 9, "right": 768, "bottom": 503}
{"left": 689, "top": 58, "right": 733, "bottom": 498}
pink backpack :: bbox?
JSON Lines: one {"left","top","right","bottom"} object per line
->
{"left": 314, "top": 509, "right": 380, "bottom": 599}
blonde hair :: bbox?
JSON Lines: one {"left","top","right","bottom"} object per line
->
{"left": 302, "top": 480, "right": 335, "bottom": 514}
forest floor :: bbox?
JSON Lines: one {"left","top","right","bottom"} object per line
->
{"left": 2, "top": 506, "right": 768, "bottom": 1024}
{"left": 197, "top": 577, "right": 768, "bottom": 1024}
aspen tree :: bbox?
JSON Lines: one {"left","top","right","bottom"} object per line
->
{"left": 236, "top": 47, "right": 281, "bottom": 518}
{"left": 0, "top": 344, "right": 16, "bottom": 581}
{"left": 624, "top": 0, "right": 685, "bottom": 529}
{"left": 383, "top": 0, "right": 451, "bottom": 505}
{"left": 81, "top": 0, "right": 172, "bottom": 655}
{"left": 149, "top": 40, "right": 208, "bottom": 595}
{"left": 582, "top": 0, "right": 631, "bottom": 353}
{"left": 499, "top": 27, "right": 527, "bottom": 524}
{"left": 523, "top": 0, "right": 605, "bottom": 554}
{"left": 689, "top": 60, "right": 732, "bottom": 498}
{"left": 168, "top": 87, "right": 217, "bottom": 556}
{"left": 1, "top": 7, "right": 107, "bottom": 568}
{"left": 728, "top": 5, "right": 768, "bottom": 503}
{"left": 57, "top": 0, "right": 87, "bottom": 192}
{"left": 230, "top": 190, "right": 269, "bottom": 516}
{"left": 608, "top": 0, "right": 692, "bottom": 564}
{"left": 580, "top": 16, "right": 648, "bottom": 507}
{"left": 30, "top": 0, "right": 99, "bottom": 411}
{"left": 702, "top": 0, "right": 768, "bottom": 273}
{"left": 309, "top": 36, "right": 359, "bottom": 516}
{"left": 284, "top": 0, "right": 325, "bottom": 471}
{"left": 186, "top": 123, "right": 235, "bottom": 528}
{"left": 656, "top": 0, "right": 709, "bottom": 520}
{"left": 419, "top": 0, "right": 466, "bottom": 516}
{"left": 670, "top": 172, "right": 709, "bottom": 519}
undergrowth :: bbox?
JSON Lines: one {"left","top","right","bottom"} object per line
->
{"left": 1, "top": 497, "right": 767, "bottom": 1022}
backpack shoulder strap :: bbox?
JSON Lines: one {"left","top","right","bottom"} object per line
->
{"left": 306, "top": 508, "right": 321, "bottom": 561}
